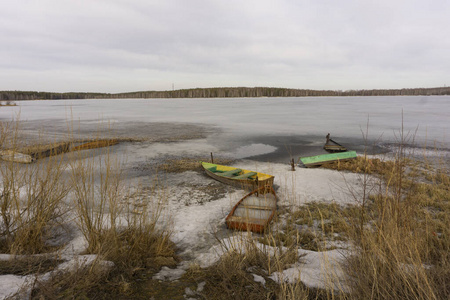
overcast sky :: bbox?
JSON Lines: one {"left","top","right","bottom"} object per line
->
{"left": 1, "top": 0, "right": 449, "bottom": 93}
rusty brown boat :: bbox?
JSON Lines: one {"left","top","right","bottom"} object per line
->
{"left": 226, "top": 186, "right": 277, "bottom": 233}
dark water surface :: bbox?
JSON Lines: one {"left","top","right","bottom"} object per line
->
{"left": 1, "top": 96, "right": 448, "bottom": 162}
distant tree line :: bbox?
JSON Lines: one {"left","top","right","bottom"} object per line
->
{"left": 1, "top": 86, "right": 450, "bottom": 101}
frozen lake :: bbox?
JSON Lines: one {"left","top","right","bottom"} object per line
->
{"left": 0, "top": 96, "right": 448, "bottom": 295}
{"left": 1, "top": 96, "right": 449, "bottom": 162}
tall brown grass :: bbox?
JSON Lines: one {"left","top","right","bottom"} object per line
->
{"left": 340, "top": 129, "right": 449, "bottom": 299}
{"left": 0, "top": 119, "right": 70, "bottom": 254}
{"left": 68, "top": 144, "right": 175, "bottom": 271}
{"left": 190, "top": 128, "right": 449, "bottom": 299}
{"left": 2, "top": 116, "right": 448, "bottom": 299}
{"left": 1, "top": 118, "right": 177, "bottom": 298}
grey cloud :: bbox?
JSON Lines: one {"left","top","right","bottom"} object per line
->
{"left": 1, "top": 0, "right": 449, "bottom": 92}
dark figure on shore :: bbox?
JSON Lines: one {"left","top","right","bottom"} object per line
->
{"left": 326, "top": 133, "right": 330, "bottom": 143}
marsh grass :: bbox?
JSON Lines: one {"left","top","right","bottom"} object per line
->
{"left": 183, "top": 233, "right": 300, "bottom": 300}
{"left": 340, "top": 129, "right": 450, "bottom": 299}
{"left": 0, "top": 255, "right": 63, "bottom": 275}
{"left": 0, "top": 118, "right": 178, "bottom": 298}
{"left": 321, "top": 156, "right": 395, "bottom": 175}
{"left": 0, "top": 120, "right": 70, "bottom": 254}
{"left": 185, "top": 252, "right": 276, "bottom": 300}
{"left": 64, "top": 136, "right": 177, "bottom": 283}
{"left": 262, "top": 202, "right": 356, "bottom": 253}
{"left": 193, "top": 129, "right": 449, "bottom": 299}
{"left": 2, "top": 116, "right": 449, "bottom": 299}
{"left": 29, "top": 258, "right": 120, "bottom": 299}
{"left": 185, "top": 248, "right": 345, "bottom": 300}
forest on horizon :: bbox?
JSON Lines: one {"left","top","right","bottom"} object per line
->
{"left": 1, "top": 86, "right": 450, "bottom": 101}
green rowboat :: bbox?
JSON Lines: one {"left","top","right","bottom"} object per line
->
{"left": 201, "top": 162, "right": 274, "bottom": 190}
{"left": 299, "top": 151, "right": 357, "bottom": 168}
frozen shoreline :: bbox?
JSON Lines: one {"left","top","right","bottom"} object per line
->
{"left": 0, "top": 132, "right": 367, "bottom": 298}
{"left": 0, "top": 112, "right": 447, "bottom": 297}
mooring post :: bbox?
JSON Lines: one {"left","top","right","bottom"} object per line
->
{"left": 290, "top": 158, "right": 295, "bottom": 171}
{"left": 210, "top": 152, "right": 214, "bottom": 163}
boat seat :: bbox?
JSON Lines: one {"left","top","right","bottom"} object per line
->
{"left": 227, "top": 216, "right": 266, "bottom": 225}
{"left": 241, "top": 205, "right": 275, "bottom": 210}
{"left": 219, "top": 169, "right": 242, "bottom": 177}
{"left": 233, "top": 172, "right": 257, "bottom": 179}
{"left": 207, "top": 166, "right": 217, "bottom": 172}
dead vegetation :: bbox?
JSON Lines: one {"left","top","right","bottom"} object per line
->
{"left": 0, "top": 119, "right": 179, "bottom": 298}
{"left": 183, "top": 235, "right": 312, "bottom": 300}
{"left": 1, "top": 117, "right": 449, "bottom": 299}
{"left": 321, "top": 155, "right": 396, "bottom": 175}
{"left": 340, "top": 128, "right": 450, "bottom": 299}
{"left": 0, "top": 255, "right": 62, "bottom": 276}
{"left": 0, "top": 121, "right": 70, "bottom": 254}
{"left": 266, "top": 202, "right": 354, "bottom": 252}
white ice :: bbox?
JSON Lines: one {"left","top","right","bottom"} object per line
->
{"left": 0, "top": 96, "right": 447, "bottom": 297}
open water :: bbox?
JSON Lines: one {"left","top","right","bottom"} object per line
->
{"left": 1, "top": 96, "right": 449, "bottom": 162}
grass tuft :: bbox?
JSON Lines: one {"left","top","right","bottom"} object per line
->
{"left": 0, "top": 255, "right": 63, "bottom": 276}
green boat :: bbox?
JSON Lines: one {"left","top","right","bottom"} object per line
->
{"left": 299, "top": 151, "right": 357, "bottom": 168}
{"left": 201, "top": 162, "right": 274, "bottom": 190}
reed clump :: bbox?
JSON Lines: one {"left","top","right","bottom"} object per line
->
{"left": 58, "top": 137, "right": 177, "bottom": 293}
{"left": 2, "top": 116, "right": 449, "bottom": 299}
{"left": 184, "top": 233, "right": 303, "bottom": 300}
{"left": 322, "top": 156, "right": 396, "bottom": 176}
{"left": 341, "top": 139, "right": 449, "bottom": 299}
{"left": 30, "top": 258, "right": 118, "bottom": 299}
{"left": 0, "top": 120, "right": 70, "bottom": 255}
{"left": 0, "top": 255, "right": 62, "bottom": 275}
{"left": 262, "top": 202, "right": 354, "bottom": 253}
{"left": 1, "top": 119, "right": 178, "bottom": 298}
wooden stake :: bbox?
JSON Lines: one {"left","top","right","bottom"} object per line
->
{"left": 290, "top": 158, "right": 295, "bottom": 171}
{"left": 210, "top": 152, "right": 214, "bottom": 163}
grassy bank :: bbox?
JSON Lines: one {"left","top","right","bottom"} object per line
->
{"left": 0, "top": 118, "right": 448, "bottom": 299}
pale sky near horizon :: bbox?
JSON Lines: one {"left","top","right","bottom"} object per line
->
{"left": 1, "top": 0, "right": 449, "bottom": 93}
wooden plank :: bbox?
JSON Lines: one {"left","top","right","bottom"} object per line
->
{"left": 233, "top": 172, "right": 257, "bottom": 179}
{"left": 241, "top": 205, "right": 275, "bottom": 210}
{"left": 219, "top": 169, "right": 242, "bottom": 177}
{"left": 225, "top": 185, "right": 278, "bottom": 233}
{"left": 201, "top": 162, "right": 275, "bottom": 191}
{"left": 227, "top": 215, "right": 266, "bottom": 225}
{"left": 329, "top": 138, "right": 343, "bottom": 146}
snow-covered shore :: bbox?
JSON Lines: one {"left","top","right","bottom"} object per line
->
{"left": 0, "top": 150, "right": 366, "bottom": 298}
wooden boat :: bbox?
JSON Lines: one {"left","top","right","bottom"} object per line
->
{"left": 201, "top": 162, "right": 274, "bottom": 190}
{"left": 0, "top": 150, "right": 35, "bottom": 163}
{"left": 299, "top": 151, "right": 357, "bottom": 168}
{"left": 324, "top": 138, "right": 347, "bottom": 153}
{"left": 226, "top": 186, "right": 277, "bottom": 233}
